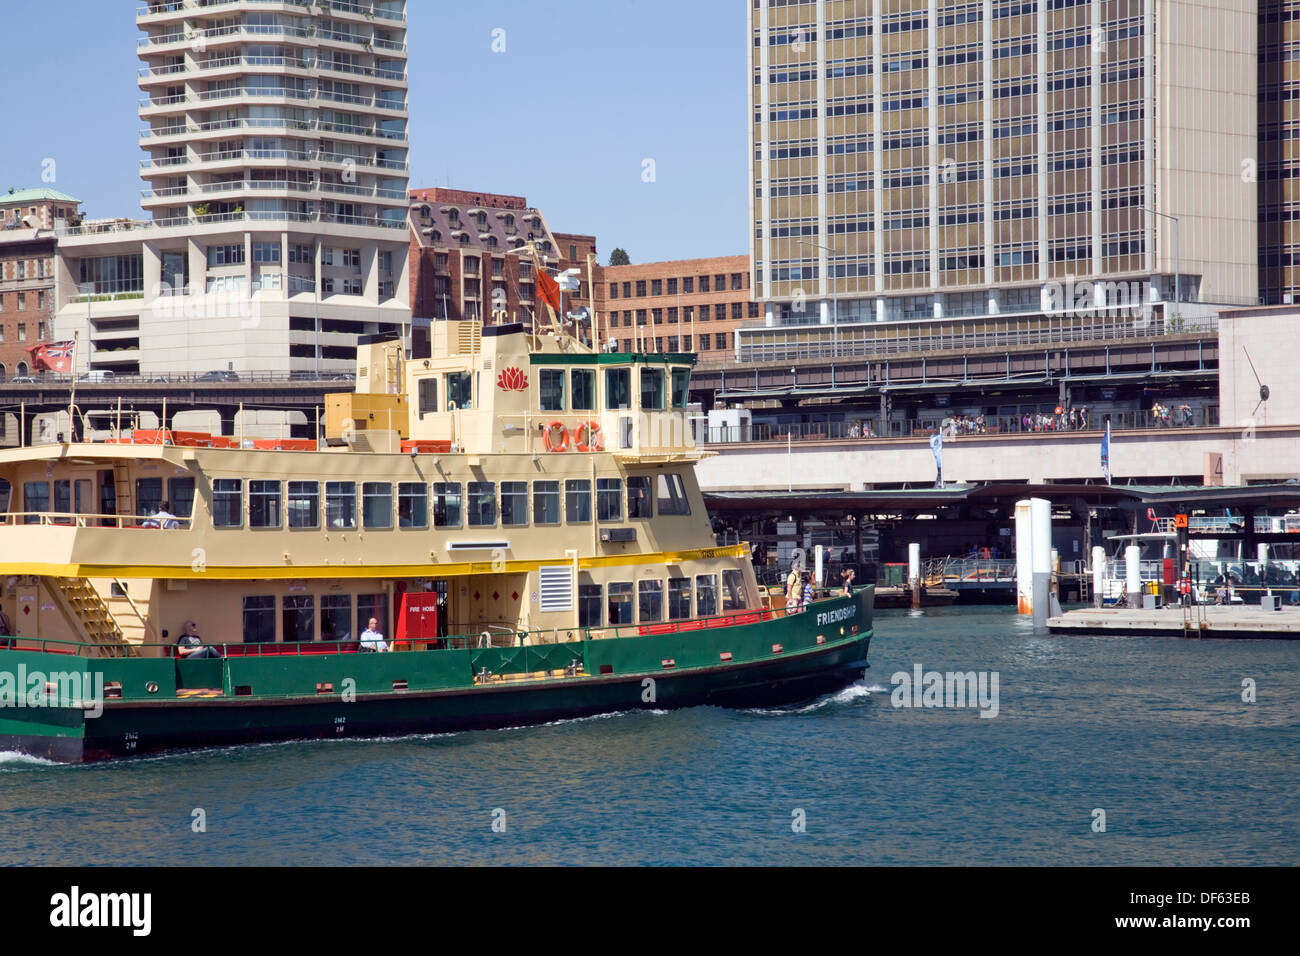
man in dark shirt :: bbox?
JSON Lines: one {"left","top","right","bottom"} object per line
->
{"left": 176, "top": 620, "right": 221, "bottom": 659}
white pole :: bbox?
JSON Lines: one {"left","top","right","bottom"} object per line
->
{"left": 1015, "top": 499, "right": 1033, "bottom": 615}
{"left": 908, "top": 542, "right": 921, "bottom": 586}
{"left": 1030, "top": 498, "right": 1052, "bottom": 633}
{"left": 1125, "top": 545, "right": 1142, "bottom": 608}
{"left": 814, "top": 545, "right": 824, "bottom": 587}
{"left": 1092, "top": 546, "right": 1106, "bottom": 609}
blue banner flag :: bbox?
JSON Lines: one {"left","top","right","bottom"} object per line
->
{"left": 930, "top": 432, "right": 943, "bottom": 487}
{"left": 1100, "top": 421, "right": 1112, "bottom": 485}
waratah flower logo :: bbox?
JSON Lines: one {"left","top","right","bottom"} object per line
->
{"left": 496, "top": 367, "right": 528, "bottom": 391}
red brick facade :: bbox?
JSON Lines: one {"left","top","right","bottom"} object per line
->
{"left": 594, "top": 255, "right": 755, "bottom": 363}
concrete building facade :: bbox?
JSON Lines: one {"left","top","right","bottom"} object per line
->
{"left": 1258, "top": 0, "right": 1300, "bottom": 306}
{"left": 52, "top": 0, "right": 412, "bottom": 377}
{"left": 748, "top": 0, "right": 1260, "bottom": 339}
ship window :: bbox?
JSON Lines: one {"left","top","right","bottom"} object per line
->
{"left": 533, "top": 481, "right": 560, "bottom": 525}
{"left": 565, "top": 479, "right": 591, "bottom": 523}
{"left": 417, "top": 377, "right": 438, "bottom": 417}
{"left": 671, "top": 368, "right": 691, "bottom": 409}
{"left": 54, "top": 480, "right": 72, "bottom": 518}
{"left": 243, "top": 596, "right": 276, "bottom": 644}
{"left": 0, "top": 478, "right": 9, "bottom": 514}
{"left": 325, "top": 482, "right": 357, "bottom": 529}
{"left": 596, "top": 478, "right": 622, "bottom": 521}
{"left": 135, "top": 478, "right": 163, "bottom": 517}
{"left": 722, "top": 569, "right": 747, "bottom": 611}
{"left": 467, "top": 481, "right": 496, "bottom": 526}
{"left": 638, "top": 580, "right": 664, "bottom": 622}
{"left": 363, "top": 482, "right": 393, "bottom": 529}
{"left": 213, "top": 478, "right": 243, "bottom": 528}
{"left": 640, "top": 368, "right": 665, "bottom": 410}
{"left": 696, "top": 575, "right": 718, "bottom": 617}
{"left": 607, "top": 581, "right": 633, "bottom": 625}
{"left": 656, "top": 473, "right": 690, "bottom": 515}
{"left": 321, "top": 595, "right": 352, "bottom": 643}
{"left": 169, "top": 477, "right": 196, "bottom": 518}
{"left": 570, "top": 369, "right": 595, "bottom": 410}
{"left": 539, "top": 369, "right": 565, "bottom": 412}
{"left": 249, "top": 480, "right": 282, "bottom": 528}
{"left": 358, "top": 593, "right": 389, "bottom": 640}
{"left": 578, "top": 583, "right": 602, "bottom": 627}
{"left": 447, "top": 371, "right": 472, "bottom": 409}
{"left": 501, "top": 481, "right": 528, "bottom": 527}
{"left": 288, "top": 481, "right": 319, "bottom": 529}
{"left": 22, "top": 481, "right": 49, "bottom": 523}
{"left": 283, "top": 594, "right": 315, "bottom": 643}
{"left": 604, "top": 367, "right": 631, "bottom": 409}
{"left": 627, "top": 476, "right": 653, "bottom": 518}
{"left": 398, "top": 482, "right": 428, "bottom": 528}
{"left": 433, "top": 482, "right": 462, "bottom": 527}
{"left": 668, "top": 578, "right": 692, "bottom": 620}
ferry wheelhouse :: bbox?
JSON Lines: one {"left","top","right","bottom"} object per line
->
{"left": 0, "top": 321, "right": 872, "bottom": 761}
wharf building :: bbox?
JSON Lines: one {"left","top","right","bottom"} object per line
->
{"left": 52, "top": 0, "right": 412, "bottom": 378}
{"left": 745, "top": 0, "right": 1262, "bottom": 361}
{"left": 0, "top": 190, "right": 82, "bottom": 380}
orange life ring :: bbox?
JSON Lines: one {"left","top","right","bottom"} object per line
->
{"left": 574, "top": 420, "right": 603, "bottom": 452}
{"left": 544, "top": 421, "right": 570, "bottom": 452}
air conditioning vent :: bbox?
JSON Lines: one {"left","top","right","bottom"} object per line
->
{"left": 538, "top": 565, "right": 574, "bottom": 613}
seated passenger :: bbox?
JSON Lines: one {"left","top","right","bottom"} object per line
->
{"left": 359, "top": 617, "right": 388, "bottom": 652}
{"left": 176, "top": 620, "right": 222, "bottom": 659}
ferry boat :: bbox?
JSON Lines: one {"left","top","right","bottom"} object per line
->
{"left": 0, "top": 320, "right": 872, "bottom": 762}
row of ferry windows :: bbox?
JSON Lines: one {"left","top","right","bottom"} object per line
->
{"left": 578, "top": 571, "right": 749, "bottom": 627}
{"left": 416, "top": 367, "right": 691, "bottom": 415}
{"left": 209, "top": 475, "right": 692, "bottom": 529}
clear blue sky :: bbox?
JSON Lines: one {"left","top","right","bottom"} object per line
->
{"left": 0, "top": 0, "right": 749, "bottom": 264}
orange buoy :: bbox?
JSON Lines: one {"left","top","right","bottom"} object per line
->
{"left": 574, "top": 420, "right": 603, "bottom": 452}
{"left": 543, "top": 421, "right": 570, "bottom": 452}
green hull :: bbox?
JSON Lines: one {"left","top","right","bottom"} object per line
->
{"left": 1, "top": 589, "right": 873, "bottom": 763}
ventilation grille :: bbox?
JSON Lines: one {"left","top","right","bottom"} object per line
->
{"left": 538, "top": 566, "right": 574, "bottom": 613}
{"left": 458, "top": 323, "right": 481, "bottom": 354}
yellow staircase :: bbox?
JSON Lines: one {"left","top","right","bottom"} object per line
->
{"left": 53, "top": 578, "right": 137, "bottom": 658}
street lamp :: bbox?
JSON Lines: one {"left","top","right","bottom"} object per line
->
{"left": 1143, "top": 207, "right": 1180, "bottom": 324}
{"left": 796, "top": 238, "right": 840, "bottom": 357}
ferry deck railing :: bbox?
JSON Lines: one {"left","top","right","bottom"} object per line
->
{"left": 0, "top": 512, "right": 195, "bottom": 529}
{"left": 0, "top": 590, "right": 867, "bottom": 658}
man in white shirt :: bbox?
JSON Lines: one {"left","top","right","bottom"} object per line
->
{"left": 359, "top": 617, "right": 388, "bottom": 652}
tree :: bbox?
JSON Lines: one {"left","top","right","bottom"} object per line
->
{"left": 608, "top": 248, "right": 630, "bottom": 266}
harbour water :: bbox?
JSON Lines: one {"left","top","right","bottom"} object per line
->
{"left": 2, "top": 605, "right": 1296, "bottom": 866}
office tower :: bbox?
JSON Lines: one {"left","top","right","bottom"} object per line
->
{"left": 748, "top": 0, "right": 1259, "bottom": 335}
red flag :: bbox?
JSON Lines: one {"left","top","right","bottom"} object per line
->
{"left": 536, "top": 267, "right": 561, "bottom": 314}
{"left": 27, "top": 341, "right": 75, "bottom": 373}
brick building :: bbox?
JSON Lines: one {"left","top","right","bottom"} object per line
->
{"left": 0, "top": 189, "right": 82, "bottom": 379}
{"left": 594, "top": 255, "right": 757, "bottom": 363}
{"left": 408, "top": 187, "right": 598, "bottom": 349}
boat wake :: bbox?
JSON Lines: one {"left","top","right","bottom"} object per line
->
{"left": 744, "top": 679, "right": 881, "bottom": 717}
{"left": 0, "top": 750, "right": 60, "bottom": 771}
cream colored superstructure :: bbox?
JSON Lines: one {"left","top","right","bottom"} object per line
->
{"left": 0, "top": 322, "right": 758, "bottom": 655}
